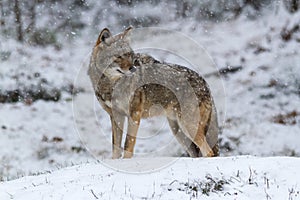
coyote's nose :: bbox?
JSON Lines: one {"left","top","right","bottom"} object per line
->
{"left": 129, "top": 66, "right": 136, "bottom": 72}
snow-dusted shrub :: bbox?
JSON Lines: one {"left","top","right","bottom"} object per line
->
{"left": 29, "top": 28, "right": 57, "bottom": 46}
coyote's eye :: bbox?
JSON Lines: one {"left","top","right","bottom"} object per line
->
{"left": 129, "top": 66, "right": 136, "bottom": 72}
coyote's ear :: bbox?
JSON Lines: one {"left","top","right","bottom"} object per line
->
{"left": 95, "top": 28, "right": 111, "bottom": 46}
{"left": 122, "top": 26, "right": 133, "bottom": 39}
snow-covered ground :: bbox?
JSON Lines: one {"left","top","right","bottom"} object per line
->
{"left": 0, "top": 1, "right": 300, "bottom": 199}
{"left": 1, "top": 156, "right": 300, "bottom": 200}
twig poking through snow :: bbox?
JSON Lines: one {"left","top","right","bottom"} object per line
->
{"left": 90, "top": 189, "right": 99, "bottom": 199}
{"left": 248, "top": 167, "right": 254, "bottom": 185}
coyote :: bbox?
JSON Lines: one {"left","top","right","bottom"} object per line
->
{"left": 88, "top": 27, "right": 219, "bottom": 159}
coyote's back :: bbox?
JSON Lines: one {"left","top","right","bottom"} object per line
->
{"left": 131, "top": 53, "right": 219, "bottom": 157}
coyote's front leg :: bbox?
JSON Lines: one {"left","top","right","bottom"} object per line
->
{"left": 123, "top": 104, "right": 143, "bottom": 158}
{"left": 123, "top": 118, "right": 140, "bottom": 158}
{"left": 111, "top": 115, "right": 125, "bottom": 159}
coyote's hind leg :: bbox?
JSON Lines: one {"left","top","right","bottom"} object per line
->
{"left": 192, "top": 104, "right": 214, "bottom": 157}
{"left": 167, "top": 118, "right": 200, "bottom": 157}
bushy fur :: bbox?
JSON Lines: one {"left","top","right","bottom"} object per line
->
{"left": 88, "top": 27, "right": 219, "bottom": 159}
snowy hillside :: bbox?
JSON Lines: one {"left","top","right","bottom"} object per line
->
{"left": 1, "top": 156, "right": 300, "bottom": 200}
{"left": 1, "top": 0, "right": 300, "bottom": 199}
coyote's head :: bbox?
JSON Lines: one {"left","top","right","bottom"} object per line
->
{"left": 89, "top": 27, "right": 136, "bottom": 81}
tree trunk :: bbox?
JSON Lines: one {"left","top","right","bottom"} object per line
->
{"left": 26, "top": 0, "right": 36, "bottom": 34}
{"left": 0, "top": 0, "right": 5, "bottom": 26}
{"left": 14, "top": 0, "right": 23, "bottom": 42}
{"left": 290, "top": 0, "right": 299, "bottom": 13}
{"left": 284, "top": 0, "right": 300, "bottom": 13}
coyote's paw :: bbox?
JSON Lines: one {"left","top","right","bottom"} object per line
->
{"left": 123, "top": 151, "right": 133, "bottom": 159}
{"left": 206, "top": 150, "right": 215, "bottom": 157}
{"left": 112, "top": 149, "right": 122, "bottom": 159}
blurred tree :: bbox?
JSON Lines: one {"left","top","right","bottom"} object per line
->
{"left": 284, "top": 0, "right": 299, "bottom": 13}
{"left": 114, "top": 0, "right": 160, "bottom": 6}
{"left": 25, "top": 0, "right": 36, "bottom": 34}
{"left": 14, "top": 0, "right": 23, "bottom": 42}
{"left": 1, "top": 0, "right": 88, "bottom": 44}
{"left": 115, "top": 0, "right": 133, "bottom": 6}
{"left": 0, "top": 0, "right": 5, "bottom": 26}
{"left": 244, "top": 0, "right": 263, "bottom": 10}
{"left": 176, "top": 0, "right": 193, "bottom": 18}
{"left": 175, "top": 0, "right": 273, "bottom": 21}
